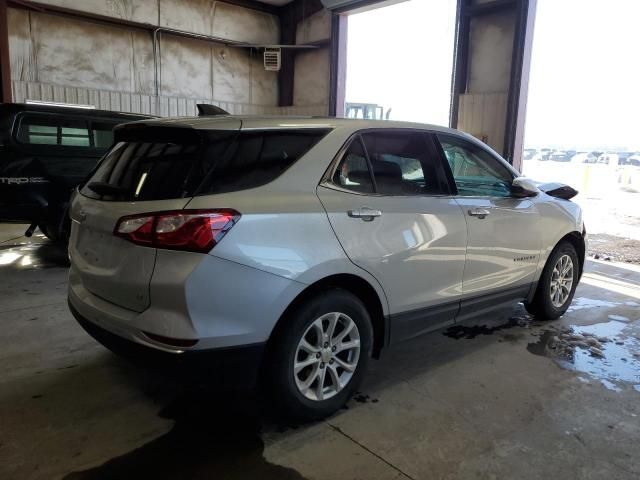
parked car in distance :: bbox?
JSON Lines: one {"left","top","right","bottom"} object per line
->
{"left": 549, "top": 151, "right": 573, "bottom": 162}
{"left": 532, "top": 151, "right": 551, "bottom": 161}
{"left": 571, "top": 152, "right": 598, "bottom": 164}
{"left": 0, "top": 102, "right": 153, "bottom": 242}
{"left": 626, "top": 154, "right": 640, "bottom": 167}
{"left": 596, "top": 153, "right": 620, "bottom": 168}
{"left": 523, "top": 148, "right": 537, "bottom": 160}
{"left": 67, "top": 116, "right": 586, "bottom": 420}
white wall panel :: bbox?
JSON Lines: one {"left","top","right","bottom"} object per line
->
{"left": 457, "top": 92, "right": 508, "bottom": 153}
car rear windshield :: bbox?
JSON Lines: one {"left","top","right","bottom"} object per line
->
{"left": 80, "top": 128, "right": 330, "bottom": 201}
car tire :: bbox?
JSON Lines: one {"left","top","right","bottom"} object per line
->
{"left": 525, "top": 241, "right": 579, "bottom": 320}
{"left": 266, "top": 289, "right": 373, "bottom": 421}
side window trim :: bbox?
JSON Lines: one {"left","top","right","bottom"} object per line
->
{"left": 357, "top": 134, "right": 378, "bottom": 193}
{"left": 429, "top": 132, "right": 458, "bottom": 195}
{"left": 422, "top": 132, "right": 457, "bottom": 196}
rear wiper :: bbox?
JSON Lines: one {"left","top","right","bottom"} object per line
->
{"left": 87, "top": 182, "right": 127, "bottom": 196}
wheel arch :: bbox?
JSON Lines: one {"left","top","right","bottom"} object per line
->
{"left": 267, "top": 273, "right": 388, "bottom": 360}
{"left": 558, "top": 230, "right": 586, "bottom": 279}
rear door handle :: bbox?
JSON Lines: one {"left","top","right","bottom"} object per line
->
{"left": 348, "top": 207, "right": 382, "bottom": 221}
{"left": 468, "top": 208, "right": 490, "bottom": 219}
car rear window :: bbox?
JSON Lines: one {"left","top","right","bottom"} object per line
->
{"left": 15, "top": 114, "right": 119, "bottom": 148}
{"left": 80, "top": 128, "right": 330, "bottom": 201}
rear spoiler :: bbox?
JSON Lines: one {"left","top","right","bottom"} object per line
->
{"left": 536, "top": 182, "right": 579, "bottom": 200}
{"left": 196, "top": 104, "right": 230, "bottom": 116}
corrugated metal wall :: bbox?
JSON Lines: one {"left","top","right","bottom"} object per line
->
{"left": 11, "top": 79, "right": 329, "bottom": 116}
{"left": 7, "top": 0, "right": 331, "bottom": 117}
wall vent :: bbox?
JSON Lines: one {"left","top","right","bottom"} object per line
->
{"left": 263, "top": 48, "right": 281, "bottom": 71}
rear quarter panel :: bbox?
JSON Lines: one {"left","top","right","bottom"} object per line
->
{"left": 184, "top": 126, "right": 391, "bottom": 316}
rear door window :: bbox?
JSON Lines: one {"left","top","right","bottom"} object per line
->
{"left": 81, "top": 128, "right": 329, "bottom": 201}
{"left": 361, "top": 131, "right": 450, "bottom": 195}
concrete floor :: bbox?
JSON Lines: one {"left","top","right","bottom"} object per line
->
{"left": 1, "top": 223, "right": 639, "bottom": 480}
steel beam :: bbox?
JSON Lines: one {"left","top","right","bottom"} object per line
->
{"left": 278, "top": 0, "right": 325, "bottom": 106}
{"left": 0, "top": 0, "right": 11, "bottom": 102}
{"left": 328, "top": 14, "right": 347, "bottom": 116}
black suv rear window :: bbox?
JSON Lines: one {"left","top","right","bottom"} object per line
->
{"left": 80, "top": 128, "right": 329, "bottom": 201}
{"left": 15, "top": 114, "right": 119, "bottom": 148}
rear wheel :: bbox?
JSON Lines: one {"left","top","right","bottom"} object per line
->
{"left": 525, "top": 241, "right": 579, "bottom": 319}
{"left": 267, "top": 289, "right": 373, "bottom": 421}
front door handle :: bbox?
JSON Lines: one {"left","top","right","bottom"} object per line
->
{"left": 348, "top": 207, "right": 382, "bottom": 221}
{"left": 468, "top": 208, "right": 490, "bottom": 219}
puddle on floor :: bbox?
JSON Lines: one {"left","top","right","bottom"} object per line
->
{"left": 444, "top": 315, "right": 532, "bottom": 340}
{"left": 528, "top": 320, "right": 640, "bottom": 392}
{"left": 567, "top": 297, "right": 621, "bottom": 311}
{"left": 63, "top": 389, "right": 306, "bottom": 480}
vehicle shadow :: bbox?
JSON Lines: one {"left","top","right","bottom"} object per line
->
{"left": 63, "top": 382, "right": 306, "bottom": 480}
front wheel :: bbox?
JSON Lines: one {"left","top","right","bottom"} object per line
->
{"left": 525, "top": 241, "right": 579, "bottom": 319}
{"left": 266, "top": 289, "right": 373, "bottom": 421}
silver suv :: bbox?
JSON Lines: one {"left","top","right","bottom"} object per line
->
{"left": 68, "top": 116, "right": 585, "bottom": 419}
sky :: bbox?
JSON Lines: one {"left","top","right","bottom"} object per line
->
{"left": 345, "top": 0, "right": 456, "bottom": 126}
{"left": 346, "top": 0, "right": 640, "bottom": 151}
{"left": 524, "top": 0, "right": 640, "bottom": 150}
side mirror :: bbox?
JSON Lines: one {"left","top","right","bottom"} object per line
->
{"left": 510, "top": 177, "right": 539, "bottom": 198}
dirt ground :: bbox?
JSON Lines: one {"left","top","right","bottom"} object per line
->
{"left": 588, "top": 234, "right": 640, "bottom": 264}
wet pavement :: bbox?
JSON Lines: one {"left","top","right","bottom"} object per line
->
{"left": 1, "top": 224, "right": 639, "bottom": 480}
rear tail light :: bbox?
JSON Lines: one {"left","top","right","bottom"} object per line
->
{"left": 114, "top": 209, "right": 240, "bottom": 253}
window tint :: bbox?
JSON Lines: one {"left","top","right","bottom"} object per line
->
{"left": 26, "top": 124, "right": 57, "bottom": 145}
{"left": 60, "top": 126, "right": 90, "bottom": 147}
{"left": 16, "top": 114, "right": 120, "bottom": 149}
{"left": 437, "top": 134, "right": 513, "bottom": 197}
{"left": 333, "top": 138, "right": 374, "bottom": 193}
{"left": 362, "top": 131, "right": 445, "bottom": 195}
{"left": 197, "top": 130, "right": 328, "bottom": 195}
{"left": 81, "top": 129, "right": 329, "bottom": 201}
{"left": 91, "top": 122, "right": 117, "bottom": 148}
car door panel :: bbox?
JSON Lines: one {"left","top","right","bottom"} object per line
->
{"left": 436, "top": 133, "right": 542, "bottom": 312}
{"left": 455, "top": 196, "right": 541, "bottom": 296}
{"left": 317, "top": 187, "right": 467, "bottom": 340}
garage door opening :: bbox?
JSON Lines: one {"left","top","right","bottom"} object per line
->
{"left": 343, "top": 0, "right": 457, "bottom": 125}
{"left": 522, "top": 0, "right": 640, "bottom": 263}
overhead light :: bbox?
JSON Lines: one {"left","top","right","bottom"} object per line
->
{"left": 25, "top": 100, "right": 96, "bottom": 109}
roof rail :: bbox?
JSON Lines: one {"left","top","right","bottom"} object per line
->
{"left": 196, "top": 104, "right": 230, "bottom": 116}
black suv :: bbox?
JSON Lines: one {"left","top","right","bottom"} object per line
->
{"left": 0, "top": 103, "right": 153, "bottom": 242}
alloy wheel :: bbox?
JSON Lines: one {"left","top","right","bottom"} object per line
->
{"left": 293, "top": 312, "right": 361, "bottom": 401}
{"left": 550, "top": 254, "right": 574, "bottom": 308}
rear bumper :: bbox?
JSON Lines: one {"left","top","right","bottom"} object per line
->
{"left": 69, "top": 299, "right": 265, "bottom": 389}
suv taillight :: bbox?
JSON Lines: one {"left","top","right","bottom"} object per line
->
{"left": 114, "top": 209, "right": 240, "bottom": 253}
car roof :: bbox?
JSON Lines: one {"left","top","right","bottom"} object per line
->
{"left": 125, "top": 114, "right": 464, "bottom": 136}
{"left": 0, "top": 103, "right": 155, "bottom": 121}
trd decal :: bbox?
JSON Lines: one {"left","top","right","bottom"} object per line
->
{"left": 0, "top": 177, "right": 49, "bottom": 184}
